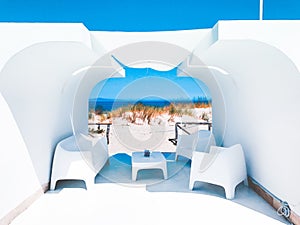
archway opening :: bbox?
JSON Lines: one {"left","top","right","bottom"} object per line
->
{"left": 88, "top": 64, "right": 212, "bottom": 155}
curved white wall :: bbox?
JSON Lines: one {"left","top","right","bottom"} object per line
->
{"left": 91, "top": 29, "right": 211, "bottom": 53}
{"left": 0, "top": 41, "right": 102, "bottom": 222}
{"left": 0, "top": 42, "right": 100, "bottom": 185}
{"left": 217, "top": 20, "right": 300, "bottom": 72}
{"left": 178, "top": 62, "right": 229, "bottom": 146}
{"left": 1, "top": 21, "right": 300, "bottom": 221}
{"left": 197, "top": 40, "right": 300, "bottom": 213}
{"left": 0, "top": 23, "right": 93, "bottom": 72}
{"left": 0, "top": 93, "right": 41, "bottom": 221}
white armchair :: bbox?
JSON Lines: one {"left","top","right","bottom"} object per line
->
{"left": 189, "top": 144, "right": 247, "bottom": 199}
{"left": 175, "top": 130, "right": 216, "bottom": 160}
{"left": 50, "top": 134, "right": 109, "bottom": 190}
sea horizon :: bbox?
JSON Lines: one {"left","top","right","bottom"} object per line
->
{"left": 89, "top": 97, "right": 211, "bottom": 112}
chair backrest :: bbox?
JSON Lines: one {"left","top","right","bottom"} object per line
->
{"left": 59, "top": 136, "right": 79, "bottom": 151}
{"left": 194, "top": 130, "right": 216, "bottom": 153}
{"left": 176, "top": 131, "right": 198, "bottom": 150}
{"left": 196, "top": 144, "right": 224, "bottom": 171}
{"left": 75, "top": 134, "right": 108, "bottom": 171}
{"left": 199, "top": 144, "right": 246, "bottom": 173}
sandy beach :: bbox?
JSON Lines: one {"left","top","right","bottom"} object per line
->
{"left": 88, "top": 107, "right": 212, "bottom": 156}
{"left": 108, "top": 123, "right": 177, "bottom": 155}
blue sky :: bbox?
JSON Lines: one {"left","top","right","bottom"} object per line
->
{"left": 1, "top": 0, "right": 299, "bottom": 31}
{"left": 1, "top": 0, "right": 299, "bottom": 102}
{"left": 0, "top": 0, "right": 259, "bottom": 31}
{"left": 90, "top": 66, "right": 211, "bottom": 101}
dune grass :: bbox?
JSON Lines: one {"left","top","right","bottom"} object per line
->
{"left": 89, "top": 101, "right": 212, "bottom": 125}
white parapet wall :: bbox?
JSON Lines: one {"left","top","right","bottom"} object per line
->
{"left": 0, "top": 23, "right": 105, "bottom": 223}
{"left": 0, "top": 23, "right": 94, "bottom": 72}
{"left": 193, "top": 20, "right": 300, "bottom": 215}
{"left": 91, "top": 28, "right": 211, "bottom": 53}
{"left": 0, "top": 42, "right": 100, "bottom": 184}
{"left": 1, "top": 21, "right": 300, "bottom": 223}
{"left": 0, "top": 93, "right": 41, "bottom": 223}
{"left": 217, "top": 20, "right": 300, "bottom": 72}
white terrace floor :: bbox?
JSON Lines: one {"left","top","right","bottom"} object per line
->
{"left": 11, "top": 183, "right": 286, "bottom": 225}
{"left": 11, "top": 152, "right": 288, "bottom": 225}
{"left": 9, "top": 126, "right": 288, "bottom": 225}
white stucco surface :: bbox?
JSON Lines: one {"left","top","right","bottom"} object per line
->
{"left": 0, "top": 42, "right": 100, "bottom": 186}
{"left": 217, "top": 20, "right": 300, "bottom": 72}
{"left": 0, "top": 40, "right": 103, "bottom": 223}
{"left": 0, "top": 93, "right": 41, "bottom": 220}
{"left": 1, "top": 21, "right": 300, "bottom": 221}
{"left": 91, "top": 28, "right": 211, "bottom": 53}
{"left": 197, "top": 39, "right": 300, "bottom": 214}
{"left": 0, "top": 23, "right": 93, "bottom": 72}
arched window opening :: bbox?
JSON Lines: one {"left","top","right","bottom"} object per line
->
{"left": 88, "top": 65, "right": 212, "bottom": 154}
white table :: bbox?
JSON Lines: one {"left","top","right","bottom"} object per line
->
{"left": 131, "top": 152, "right": 168, "bottom": 181}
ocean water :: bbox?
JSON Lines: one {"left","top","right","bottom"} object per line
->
{"left": 89, "top": 98, "right": 210, "bottom": 112}
{"left": 89, "top": 98, "right": 171, "bottom": 112}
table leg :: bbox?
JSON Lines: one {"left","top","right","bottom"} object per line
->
{"left": 132, "top": 166, "right": 138, "bottom": 181}
{"left": 162, "top": 164, "right": 168, "bottom": 179}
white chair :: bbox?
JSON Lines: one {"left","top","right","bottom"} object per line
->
{"left": 189, "top": 144, "right": 247, "bottom": 199}
{"left": 50, "top": 134, "right": 109, "bottom": 190}
{"left": 175, "top": 130, "right": 216, "bottom": 160}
